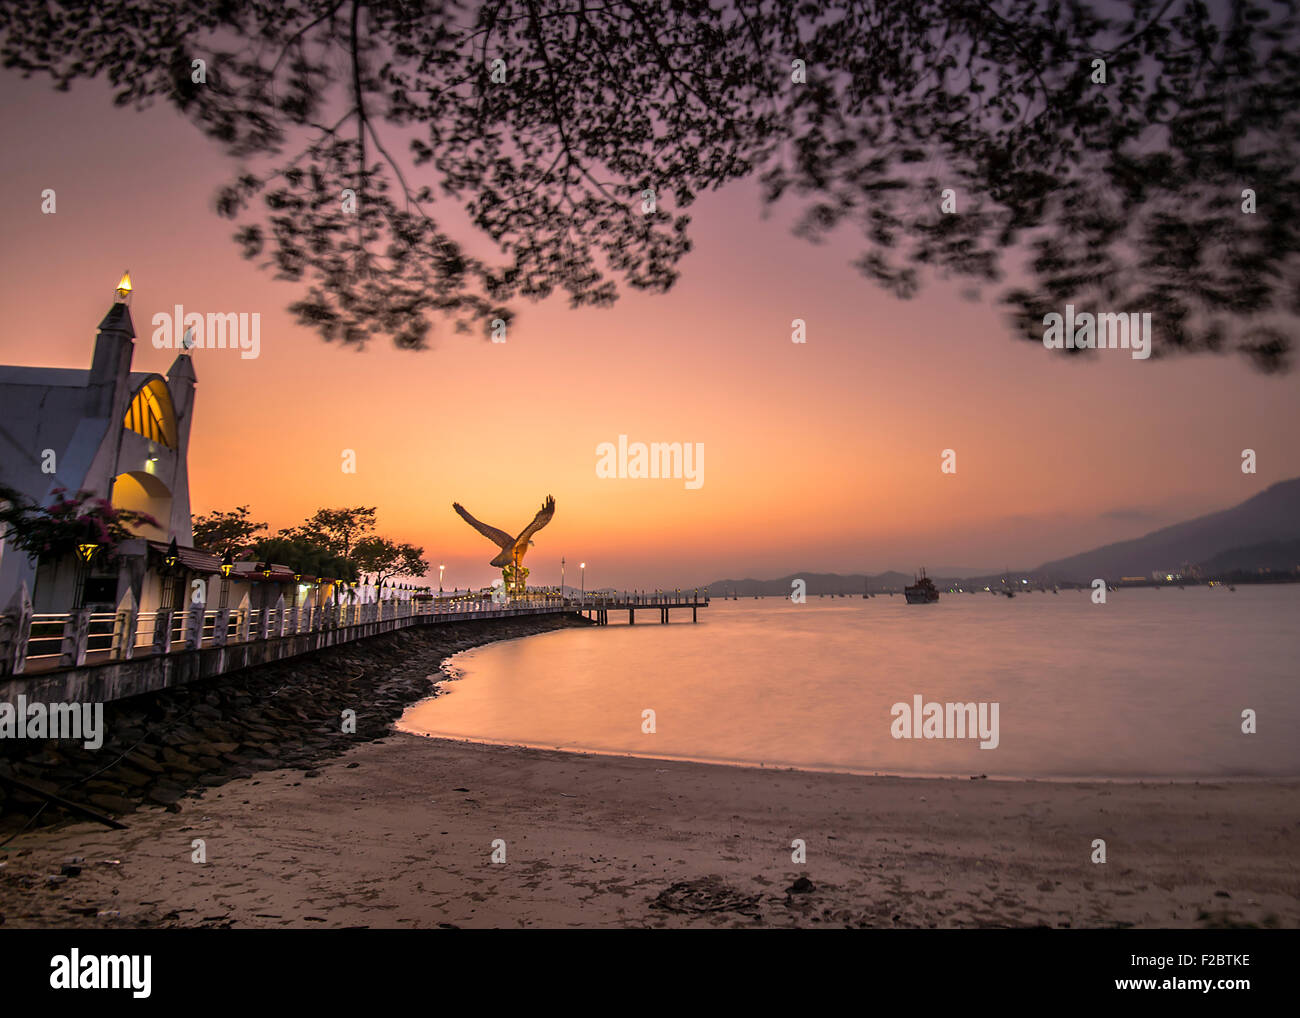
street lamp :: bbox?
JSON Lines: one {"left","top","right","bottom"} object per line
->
{"left": 439, "top": 563, "right": 445, "bottom": 594}
{"left": 219, "top": 551, "right": 234, "bottom": 609}
{"left": 74, "top": 520, "right": 102, "bottom": 610}
{"left": 580, "top": 562, "right": 586, "bottom": 603}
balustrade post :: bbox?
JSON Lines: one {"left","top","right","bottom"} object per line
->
{"left": 111, "top": 589, "right": 138, "bottom": 661}
{"left": 234, "top": 594, "right": 252, "bottom": 642}
{"left": 59, "top": 608, "right": 93, "bottom": 667}
{"left": 153, "top": 608, "right": 174, "bottom": 656}
{"left": 183, "top": 602, "right": 205, "bottom": 650}
{"left": 213, "top": 607, "right": 232, "bottom": 647}
{"left": 0, "top": 581, "right": 33, "bottom": 675}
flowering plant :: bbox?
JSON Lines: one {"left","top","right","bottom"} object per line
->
{"left": 0, "top": 485, "right": 160, "bottom": 564}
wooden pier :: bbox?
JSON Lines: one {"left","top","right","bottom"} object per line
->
{"left": 573, "top": 590, "right": 710, "bottom": 626}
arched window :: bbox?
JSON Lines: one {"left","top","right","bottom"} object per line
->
{"left": 123, "top": 379, "right": 177, "bottom": 448}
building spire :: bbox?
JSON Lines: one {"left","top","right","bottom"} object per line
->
{"left": 97, "top": 270, "right": 136, "bottom": 340}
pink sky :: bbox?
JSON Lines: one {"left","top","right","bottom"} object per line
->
{"left": 1, "top": 74, "right": 1296, "bottom": 589}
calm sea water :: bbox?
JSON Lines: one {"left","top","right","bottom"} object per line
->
{"left": 397, "top": 586, "right": 1300, "bottom": 779}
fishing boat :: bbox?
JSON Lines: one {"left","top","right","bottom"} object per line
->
{"left": 904, "top": 569, "right": 940, "bottom": 604}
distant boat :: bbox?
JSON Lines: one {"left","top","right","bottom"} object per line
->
{"left": 1052, "top": 585, "right": 1059, "bottom": 594}
{"left": 904, "top": 569, "right": 940, "bottom": 604}
{"left": 1002, "top": 589, "right": 1016, "bottom": 598}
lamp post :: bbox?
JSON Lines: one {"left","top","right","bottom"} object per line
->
{"left": 561, "top": 556, "right": 566, "bottom": 603}
{"left": 580, "top": 562, "right": 586, "bottom": 604}
{"left": 74, "top": 521, "right": 102, "bottom": 610}
{"left": 219, "top": 551, "right": 233, "bottom": 610}
{"left": 439, "top": 563, "right": 445, "bottom": 594}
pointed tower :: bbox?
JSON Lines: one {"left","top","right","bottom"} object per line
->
{"left": 165, "top": 350, "right": 197, "bottom": 545}
{"left": 86, "top": 271, "right": 136, "bottom": 420}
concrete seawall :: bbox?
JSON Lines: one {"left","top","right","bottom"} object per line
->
{"left": 0, "top": 613, "right": 593, "bottom": 829}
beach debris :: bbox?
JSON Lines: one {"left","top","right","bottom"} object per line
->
{"left": 969, "top": 774, "right": 988, "bottom": 780}
{"left": 559, "top": 792, "right": 576, "bottom": 797}
{"left": 786, "top": 876, "right": 816, "bottom": 894}
{"left": 649, "top": 876, "right": 762, "bottom": 917}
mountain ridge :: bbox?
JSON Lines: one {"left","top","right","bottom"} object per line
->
{"left": 701, "top": 478, "right": 1300, "bottom": 592}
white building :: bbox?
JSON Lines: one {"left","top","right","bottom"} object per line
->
{"left": 0, "top": 274, "right": 204, "bottom": 612}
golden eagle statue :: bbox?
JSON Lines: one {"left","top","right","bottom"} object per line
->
{"left": 453, "top": 495, "right": 555, "bottom": 597}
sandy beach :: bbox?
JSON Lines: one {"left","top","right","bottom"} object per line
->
{"left": 2, "top": 729, "right": 1297, "bottom": 928}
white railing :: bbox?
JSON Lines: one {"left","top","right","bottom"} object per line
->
{"left": 0, "top": 591, "right": 589, "bottom": 675}
{"left": 0, "top": 587, "right": 710, "bottom": 675}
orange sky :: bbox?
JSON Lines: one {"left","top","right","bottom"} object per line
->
{"left": 2, "top": 75, "right": 1297, "bottom": 589}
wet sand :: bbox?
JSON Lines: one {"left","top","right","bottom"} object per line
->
{"left": 2, "top": 733, "right": 1297, "bottom": 928}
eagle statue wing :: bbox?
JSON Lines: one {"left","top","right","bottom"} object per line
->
{"left": 452, "top": 502, "right": 515, "bottom": 549}
{"left": 512, "top": 494, "right": 556, "bottom": 551}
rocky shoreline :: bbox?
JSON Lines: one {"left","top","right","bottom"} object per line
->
{"left": 0, "top": 614, "right": 592, "bottom": 836}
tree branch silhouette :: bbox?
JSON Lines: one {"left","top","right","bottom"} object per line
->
{"left": 0, "top": 0, "right": 1294, "bottom": 369}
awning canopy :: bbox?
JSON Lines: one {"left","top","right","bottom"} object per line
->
{"left": 147, "top": 540, "right": 223, "bottom": 573}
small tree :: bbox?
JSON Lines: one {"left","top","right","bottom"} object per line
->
{"left": 248, "top": 535, "right": 357, "bottom": 583}
{"left": 192, "top": 504, "right": 267, "bottom": 555}
{"left": 284, "top": 507, "right": 376, "bottom": 558}
{"left": 354, "top": 536, "right": 427, "bottom": 594}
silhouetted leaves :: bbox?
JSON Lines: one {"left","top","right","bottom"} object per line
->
{"left": 1, "top": 0, "right": 1295, "bottom": 368}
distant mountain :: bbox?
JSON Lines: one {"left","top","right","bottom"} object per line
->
{"left": 704, "top": 571, "right": 929, "bottom": 596}
{"left": 702, "top": 478, "right": 1300, "bottom": 592}
{"left": 1196, "top": 538, "right": 1300, "bottom": 574}
{"left": 1033, "top": 478, "right": 1300, "bottom": 582}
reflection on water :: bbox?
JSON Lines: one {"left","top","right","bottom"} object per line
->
{"left": 398, "top": 587, "right": 1300, "bottom": 779}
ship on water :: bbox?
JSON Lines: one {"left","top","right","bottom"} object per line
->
{"left": 904, "top": 568, "right": 940, "bottom": 604}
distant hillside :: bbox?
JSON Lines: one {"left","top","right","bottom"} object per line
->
{"left": 703, "top": 478, "right": 1300, "bottom": 592}
{"left": 705, "top": 572, "right": 932, "bottom": 596}
{"left": 1197, "top": 538, "right": 1300, "bottom": 574}
{"left": 1033, "top": 478, "right": 1300, "bottom": 582}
